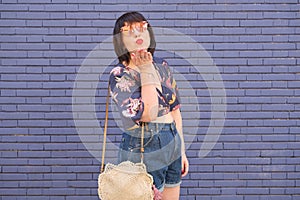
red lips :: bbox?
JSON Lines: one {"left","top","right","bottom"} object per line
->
{"left": 136, "top": 39, "right": 143, "bottom": 45}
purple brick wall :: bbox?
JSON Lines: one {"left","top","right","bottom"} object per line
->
{"left": 1, "top": 0, "right": 300, "bottom": 199}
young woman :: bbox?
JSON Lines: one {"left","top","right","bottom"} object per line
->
{"left": 109, "top": 11, "right": 189, "bottom": 200}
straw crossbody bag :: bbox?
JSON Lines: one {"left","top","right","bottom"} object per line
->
{"left": 97, "top": 84, "right": 155, "bottom": 200}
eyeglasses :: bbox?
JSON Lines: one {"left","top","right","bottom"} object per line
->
{"left": 120, "top": 21, "right": 148, "bottom": 36}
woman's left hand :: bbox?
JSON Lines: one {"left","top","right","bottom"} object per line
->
{"left": 181, "top": 153, "right": 189, "bottom": 177}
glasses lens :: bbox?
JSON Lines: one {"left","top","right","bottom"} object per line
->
{"left": 121, "top": 21, "right": 148, "bottom": 36}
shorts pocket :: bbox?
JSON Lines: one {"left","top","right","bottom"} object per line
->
{"left": 118, "top": 134, "right": 142, "bottom": 163}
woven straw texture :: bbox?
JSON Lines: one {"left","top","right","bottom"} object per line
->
{"left": 98, "top": 161, "right": 154, "bottom": 200}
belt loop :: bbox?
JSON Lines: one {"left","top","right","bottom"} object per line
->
{"left": 170, "top": 122, "right": 175, "bottom": 131}
{"left": 155, "top": 123, "right": 158, "bottom": 132}
{"left": 145, "top": 123, "right": 149, "bottom": 132}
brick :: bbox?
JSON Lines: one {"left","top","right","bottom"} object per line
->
{"left": 43, "top": 36, "right": 76, "bottom": 43}
{"left": 18, "top": 151, "right": 51, "bottom": 158}
{"left": 240, "top": 81, "right": 272, "bottom": 88}
{"left": 261, "top": 150, "right": 294, "bottom": 157}
{"left": 264, "top": 43, "right": 296, "bottom": 50}
{"left": 69, "top": 0, "right": 100, "bottom": 3}
{"left": 263, "top": 165, "right": 295, "bottom": 172}
{"left": 188, "top": 188, "right": 221, "bottom": 195}
{"left": 272, "top": 81, "right": 288, "bottom": 88}
{"left": 44, "top": 143, "right": 78, "bottom": 150}
{"left": 0, "top": 28, "right": 15, "bottom": 34}
{"left": 43, "top": 20, "right": 76, "bottom": 27}
{"left": 0, "top": 36, "right": 27, "bottom": 43}
{"left": 239, "top": 158, "right": 271, "bottom": 165}
{"left": 0, "top": 189, "right": 27, "bottom": 195}
{"left": 15, "top": 27, "right": 48, "bottom": 35}
{"left": 265, "top": 0, "right": 298, "bottom": 3}
{"left": 286, "top": 188, "right": 300, "bottom": 195}
{"left": 0, "top": 20, "right": 26, "bottom": 27}
{"left": 263, "top": 180, "right": 295, "bottom": 187}
{"left": 214, "top": 165, "right": 246, "bottom": 172}
{"left": 44, "top": 4, "right": 78, "bottom": 11}
{"left": 42, "top": 188, "right": 76, "bottom": 195}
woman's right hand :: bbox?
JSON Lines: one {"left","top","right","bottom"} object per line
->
{"left": 131, "top": 49, "right": 153, "bottom": 69}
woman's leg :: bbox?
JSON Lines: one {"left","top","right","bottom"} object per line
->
{"left": 162, "top": 186, "right": 180, "bottom": 200}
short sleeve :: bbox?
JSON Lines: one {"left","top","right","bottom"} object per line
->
{"left": 161, "top": 60, "right": 181, "bottom": 111}
{"left": 109, "top": 66, "right": 144, "bottom": 127}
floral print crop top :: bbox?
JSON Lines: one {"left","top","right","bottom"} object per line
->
{"left": 109, "top": 57, "right": 181, "bottom": 130}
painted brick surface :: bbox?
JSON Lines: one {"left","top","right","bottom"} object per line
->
{"left": 0, "top": 0, "right": 299, "bottom": 199}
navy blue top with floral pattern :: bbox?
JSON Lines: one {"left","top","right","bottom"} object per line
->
{"left": 109, "top": 57, "right": 181, "bottom": 130}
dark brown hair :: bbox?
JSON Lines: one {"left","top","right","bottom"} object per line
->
{"left": 113, "top": 12, "right": 156, "bottom": 65}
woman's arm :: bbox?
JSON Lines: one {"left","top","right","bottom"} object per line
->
{"left": 171, "top": 108, "right": 189, "bottom": 177}
{"left": 131, "top": 50, "right": 161, "bottom": 122}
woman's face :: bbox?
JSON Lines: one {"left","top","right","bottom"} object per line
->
{"left": 121, "top": 21, "right": 151, "bottom": 53}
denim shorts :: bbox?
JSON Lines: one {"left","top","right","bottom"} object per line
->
{"left": 118, "top": 122, "right": 182, "bottom": 191}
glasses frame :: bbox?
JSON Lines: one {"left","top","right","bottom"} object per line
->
{"left": 120, "top": 21, "right": 148, "bottom": 36}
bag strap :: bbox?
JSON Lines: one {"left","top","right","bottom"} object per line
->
{"left": 101, "top": 83, "right": 145, "bottom": 173}
{"left": 140, "top": 122, "right": 145, "bottom": 163}
{"left": 101, "top": 83, "right": 110, "bottom": 173}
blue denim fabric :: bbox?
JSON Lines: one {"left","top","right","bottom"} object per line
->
{"left": 118, "top": 122, "right": 182, "bottom": 190}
